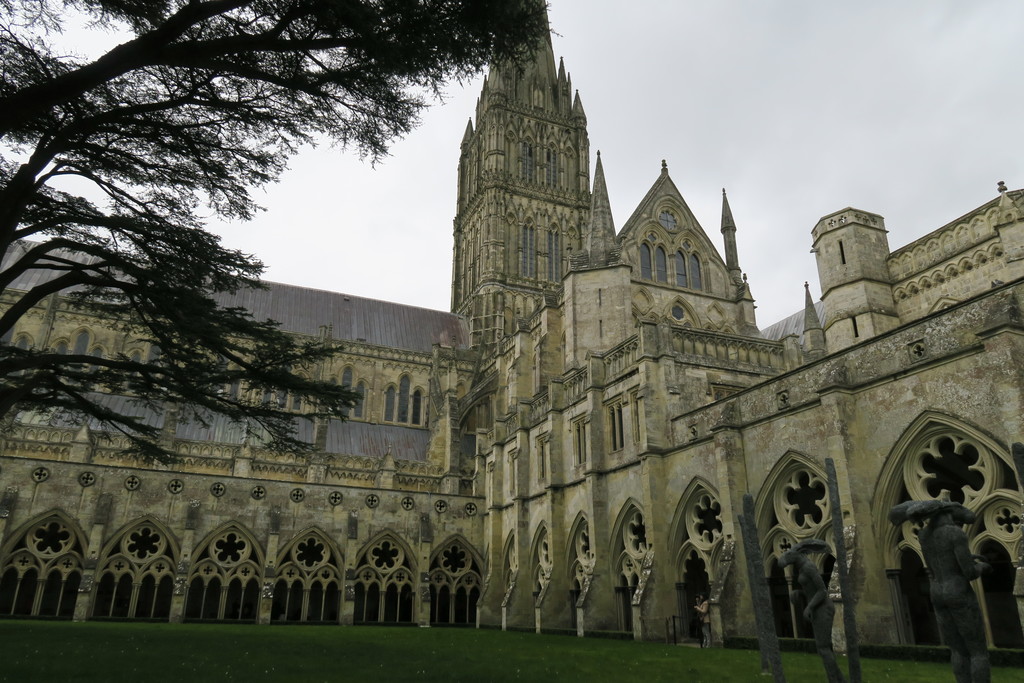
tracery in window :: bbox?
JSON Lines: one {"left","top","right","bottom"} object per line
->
{"left": 428, "top": 539, "right": 482, "bottom": 624}
{"left": 93, "top": 520, "right": 176, "bottom": 619}
{"left": 271, "top": 529, "right": 342, "bottom": 623}
{"left": 659, "top": 211, "right": 677, "bottom": 230}
{"left": 0, "top": 514, "right": 84, "bottom": 618}
{"left": 353, "top": 536, "right": 415, "bottom": 624}
{"left": 184, "top": 526, "right": 262, "bottom": 622}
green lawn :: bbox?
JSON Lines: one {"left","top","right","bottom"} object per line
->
{"left": 0, "top": 621, "right": 1019, "bottom": 682}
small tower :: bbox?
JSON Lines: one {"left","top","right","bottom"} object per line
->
{"left": 720, "top": 189, "right": 743, "bottom": 286}
{"left": 562, "top": 153, "right": 631, "bottom": 367}
{"left": 451, "top": 8, "right": 591, "bottom": 350}
{"left": 811, "top": 208, "right": 898, "bottom": 352}
{"left": 801, "top": 282, "right": 825, "bottom": 358}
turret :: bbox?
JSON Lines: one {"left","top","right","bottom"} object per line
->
{"left": 811, "top": 208, "right": 898, "bottom": 352}
{"left": 801, "top": 282, "right": 826, "bottom": 358}
{"left": 720, "top": 189, "right": 742, "bottom": 285}
{"left": 584, "top": 152, "right": 617, "bottom": 265}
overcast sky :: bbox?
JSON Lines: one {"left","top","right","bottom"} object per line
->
{"left": 212, "top": 1, "right": 1024, "bottom": 328}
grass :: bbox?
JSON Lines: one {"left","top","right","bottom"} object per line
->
{"left": 1, "top": 621, "right": 1021, "bottom": 682}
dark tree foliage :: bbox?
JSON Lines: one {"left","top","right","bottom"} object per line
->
{"left": 0, "top": 0, "right": 548, "bottom": 461}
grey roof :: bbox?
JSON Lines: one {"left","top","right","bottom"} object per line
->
{"left": 2, "top": 241, "right": 468, "bottom": 354}
{"left": 16, "top": 395, "right": 429, "bottom": 460}
{"left": 759, "top": 301, "right": 826, "bottom": 344}
{"left": 326, "top": 421, "right": 429, "bottom": 462}
{"left": 214, "top": 282, "right": 469, "bottom": 353}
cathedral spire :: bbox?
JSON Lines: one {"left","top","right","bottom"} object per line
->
{"left": 585, "top": 151, "right": 617, "bottom": 264}
{"left": 720, "top": 188, "right": 742, "bottom": 284}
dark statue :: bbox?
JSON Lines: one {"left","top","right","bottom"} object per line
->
{"left": 779, "top": 538, "right": 846, "bottom": 683}
{"left": 889, "top": 500, "right": 991, "bottom": 683}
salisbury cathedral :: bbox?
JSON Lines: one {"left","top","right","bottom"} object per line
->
{"left": 1, "top": 23, "right": 1022, "bottom": 651}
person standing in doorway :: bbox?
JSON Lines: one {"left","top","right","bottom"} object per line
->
{"left": 695, "top": 593, "right": 711, "bottom": 647}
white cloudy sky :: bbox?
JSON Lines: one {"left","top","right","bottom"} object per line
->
{"left": 213, "top": 1, "right": 1024, "bottom": 328}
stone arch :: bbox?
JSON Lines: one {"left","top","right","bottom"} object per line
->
{"left": 667, "top": 298, "right": 699, "bottom": 327}
{"left": 669, "top": 478, "right": 723, "bottom": 636}
{"left": 184, "top": 522, "right": 264, "bottom": 622}
{"left": 529, "top": 524, "right": 552, "bottom": 603}
{"left": 271, "top": 527, "right": 344, "bottom": 623}
{"left": 608, "top": 499, "right": 649, "bottom": 633}
{"left": 93, "top": 515, "right": 179, "bottom": 620}
{"left": 0, "top": 509, "right": 88, "bottom": 619}
{"left": 352, "top": 531, "right": 417, "bottom": 624}
{"left": 428, "top": 534, "right": 483, "bottom": 625}
{"left": 872, "top": 411, "right": 1021, "bottom": 646}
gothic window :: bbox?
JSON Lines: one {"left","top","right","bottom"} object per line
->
{"left": 532, "top": 529, "right": 553, "bottom": 603}
{"left": 341, "top": 368, "right": 353, "bottom": 417}
{"left": 640, "top": 244, "right": 652, "bottom": 280}
{"left": 384, "top": 386, "right": 396, "bottom": 422}
{"left": 271, "top": 530, "right": 343, "bottom": 623}
{"left": 14, "top": 335, "right": 30, "bottom": 350}
{"left": 689, "top": 254, "right": 702, "bottom": 290}
{"left": 655, "top": 247, "right": 668, "bottom": 283}
{"left": 93, "top": 520, "right": 176, "bottom": 620}
{"left": 397, "top": 376, "right": 410, "bottom": 422}
{"left": 354, "top": 382, "right": 365, "bottom": 419}
{"left": 572, "top": 419, "right": 588, "bottom": 466}
{"left": 536, "top": 436, "right": 548, "bottom": 480}
{"left": 545, "top": 149, "right": 558, "bottom": 187}
{"left": 353, "top": 536, "right": 415, "bottom": 624}
{"left": 0, "top": 514, "right": 84, "bottom": 619}
{"left": 184, "top": 527, "right": 262, "bottom": 622}
{"left": 659, "top": 211, "right": 677, "bottom": 230}
{"left": 520, "top": 142, "right": 535, "bottom": 182}
{"left": 73, "top": 331, "right": 89, "bottom": 355}
{"left": 428, "top": 540, "right": 482, "bottom": 624}
{"left": 53, "top": 341, "right": 68, "bottom": 355}
{"left": 411, "top": 389, "right": 423, "bottom": 425}
{"left": 673, "top": 485, "right": 722, "bottom": 632}
{"left": 675, "top": 251, "right": 688, "bottom": 287}
{"left": 547, "top": 230, "right": 561, "bottom": 281}
{"left": 613, "top": 506, "right": 648, "bottom": 633}
{"left": 608, "top": 401, "right": 625, "bottom": 451}
{"left": 521, "top": 225, "right": 536, "bottom": 278}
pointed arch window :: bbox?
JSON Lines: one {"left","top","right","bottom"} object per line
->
{"left": 545, "top": 149, "right": 558, "bottom": 187}
{"left": 271, "top": 531, "right": 342, "bottom": 623}
{"left": 655, "top": 247, "right": 668, "bottom": 282}
{"left": 397, "top": 376, "right": 410, "bottom": 423}
{"left": 341, "top": 368, "right": 353, "bottom": 417}
{"left": 94, "top": 521, "right": 175, "bottom": 620}
{"left": 547, "top": 230, "right": 561, "bottom": 281}
{"left": 675, "top": 251, "right": 688, "bottom": 287}
{"left": 354, "top": 382, "right": 365, "bottom": 419}
{"left": 184, "top": 528, "right": 262, "bottom": 622}
{"left": 640, "top": 244, "right": 652, "bottom": 280}
{"left": 428, "top": 541, "right": 483, "bottom": 625}
{"left": 521, "top": 225, "right": 536, "bottom": 278}
{"left": 689, "top": 254, "right": 702, "bottom": 290}
{"left": 384, "top": 386, "right": 396, "bottom": 422}
{"left": 0, "top": 515, "right": 84, "bottom": 619}
{"left": 520, "top": 142, "right": 535, "bottom": 182}
{"left": 73, "top": 331, "right": 90, "bottom": 355}
{"left": 353, "top": 537, "right": 415, "bottom": 624}
{"left": 411, "top": 389, "right": 423, "bottom": 426}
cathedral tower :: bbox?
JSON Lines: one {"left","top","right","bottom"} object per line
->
{"left": 451, "top": 17, "right": 591, "bottom": 349}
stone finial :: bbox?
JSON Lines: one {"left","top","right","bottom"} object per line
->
{"left": 661, "top": 159, "right": 668, "bottom": 174}
{"left": 998, "top": 180, "right": 1007, "bottom": 194}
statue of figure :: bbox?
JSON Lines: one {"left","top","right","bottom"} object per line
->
{"left": 889, "top": 500, "right": 991, "bottom": 683}
{"left": 779, "top": 538, "right": 846, "bottom": 683}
